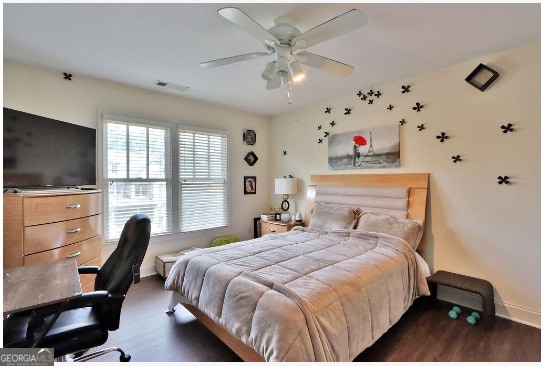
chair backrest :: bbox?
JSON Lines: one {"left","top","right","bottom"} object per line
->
{"left": 95, "top": 214, "right": 151, "bottom": 295}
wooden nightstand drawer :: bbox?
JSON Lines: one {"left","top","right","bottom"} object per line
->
{"left": 260, "top": 221, "right": 303, "bottom": 236}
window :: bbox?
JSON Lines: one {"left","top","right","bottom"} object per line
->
{"left": 102, "top": 114, "right": 228, "bottom": 241}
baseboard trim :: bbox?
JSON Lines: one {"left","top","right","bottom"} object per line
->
{"left": 438, "top": 286, "right": 540, "bottom": 329}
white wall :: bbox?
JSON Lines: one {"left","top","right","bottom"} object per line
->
{"left": 269, "top": 42, "right": 540, "bottom": 327}
{"left": 3, "top": 60, "right": 272, "bottom": 276}
{"left": 3, "top": 42, "right": 540, "bottom": 328}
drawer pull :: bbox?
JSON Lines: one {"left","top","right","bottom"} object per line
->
{"left": 269, "top": 229, "right": 276, "bottom": 233}
{"left": 67, "top": 228, "right": 82, "bottom": 234}
{"left": 66, "top": 251, "right": 81, "bottom": 258}
{"left": 66, "top": 204, "right": 81, "bottom": 209}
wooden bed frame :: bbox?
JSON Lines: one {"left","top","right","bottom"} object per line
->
{"left": 181, "top": 173, "right": 430, "bottom": 362}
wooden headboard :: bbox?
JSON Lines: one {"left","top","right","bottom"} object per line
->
{"left": 304, "top": 173, "right": 430, "bottom": 253}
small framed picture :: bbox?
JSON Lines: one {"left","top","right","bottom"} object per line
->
{"left": 465, "top": 63, "right": 500, "bottom": 91}
{"left": 244, "top": 176, "right": 256, "bottom": 195}
{"left": 244, "top": 151, "right": 258, "bottom": 166}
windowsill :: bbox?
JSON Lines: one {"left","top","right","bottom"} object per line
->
{"left": 103, "top": 225, "right": 232, "bottom": 247}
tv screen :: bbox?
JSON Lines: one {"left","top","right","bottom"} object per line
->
{"left": 3, "top": 108, "right": 97, "bottom": 188}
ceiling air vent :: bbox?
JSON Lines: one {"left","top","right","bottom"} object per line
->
{"left": 154, "top": 80, "right": 190, "bottom": 92}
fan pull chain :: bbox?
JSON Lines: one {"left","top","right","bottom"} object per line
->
{"left": 287, "top": 82, "right": 293, "bottom": 104}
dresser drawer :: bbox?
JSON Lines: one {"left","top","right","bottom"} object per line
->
{"left": 24, "top": 214, "right": 102, "bottom": 255}
{"left": 24, "top": 236, "right": 101, "bottom": 266}
{"left": 23, "top": 193, "right": 101, "bottom": 226}
{"left": 261, "top": 221, "right": 290, "bottom": 234}
{"left": 80, "top": 256, "right": 101, "bottom": 291}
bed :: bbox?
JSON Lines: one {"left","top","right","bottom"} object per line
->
{"left": 165, "top": 173, "right": 430, "bottom": 362}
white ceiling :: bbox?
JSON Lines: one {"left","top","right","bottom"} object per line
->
{"left": 3, "top": 3, "right": 540, "bottom": 117}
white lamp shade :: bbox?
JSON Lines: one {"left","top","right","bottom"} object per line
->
{"left": 261, "top": 61, "right": 276, "bottom": 81}
{"left": 275, "top": 178, "right": 297, "bottom": 195}
{"left": 289, "top": 60, "right": 306, "bottom": 82}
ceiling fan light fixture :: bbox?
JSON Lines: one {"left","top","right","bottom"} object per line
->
{"left": 289, "top": 60, "right": 306, "bottom": 82}
{"left": 280, "top": 73, "right": 291, "bottom": 86}
{"left": 261, "top": 61, "right": 276, "bottom": 81}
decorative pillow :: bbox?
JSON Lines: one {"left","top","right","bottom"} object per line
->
{"left": 308, "top": 204, "right": 360, "bottom": 231}
{"left": 355, "top": 211, "right": 424, "bottom": 250}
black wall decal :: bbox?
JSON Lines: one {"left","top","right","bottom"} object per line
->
{"left": 330, "top": 121, "right": 336, "bottom": 127}
{"left": 413, "top": 102, "right": 424, "bottom": 112}
{"left": 325, "top": 107, "right": 331, "bottom": 114}
{"left": 417, "top": 124, "right": 425, "bottom": 131}
{"left": 399, "top": 119, "right": 406, "bottom": 126}
{"left": 436, "top": 132, "right": 449, "bottom": 142}
{"left": 317, "top": 125, "right": 322, "bottom": 130}
{"left": 501, "top": 123, "right": 515, "bottom": 133}
{"left": 344, "top": 108, "right": 351, "bottom": 115}
{"left": 452, "top": 155, "right": 462, "bottom": 163}
{"left": 282, "top": 150, "right": 287, "bottom": 155}
{"left": 387, "top": 105, "right": 394, "bottom": 111}
{"left": 374, "top": 91, "right": 382, "bottom": 98}
{"left": 401, "top": 85, "right": 411, "bottom": 93}
{"left": 497, "top": 176, "right": 510, "bottom": 185}
{"left": 360, "top": 94, "right": 368, "bottom": 101}
{"left": 318, "top": 139, "right": 323, "bottom": 144}
{"left": 63, "top": 73, "right": 72, "bottom": 81}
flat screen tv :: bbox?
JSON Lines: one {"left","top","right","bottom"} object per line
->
{"left": 3, "top": 108, "right": 97, "bottom": 189}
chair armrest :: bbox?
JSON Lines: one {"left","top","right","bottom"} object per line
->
{"left": 27, "top": 291, "right": 110, "bottom": 319}
{"left": 78, "top": 266, "right": 100, "bottom": 275}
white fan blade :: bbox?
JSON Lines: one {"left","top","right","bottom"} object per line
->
{"left": 292, "top": 9, "right": 367, "bottom": 49}
{"left": 296, "top": 51, "right": 354, "bottom": 77}
{"left": 218, "top": 7, "right": 279, "bottom": 45}
{"left": 266, "top": 75, "right": 282, "bottom": 90}
{"left": 201, "top": 52, "right": 270, "bottom": 68}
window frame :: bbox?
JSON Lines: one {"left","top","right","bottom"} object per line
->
{"left": 100, "top": 112, "right": 230, "bottom": 243}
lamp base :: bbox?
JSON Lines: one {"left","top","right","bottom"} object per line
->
{"left": 280, "top": 213, "right": 291, "bottom": 223}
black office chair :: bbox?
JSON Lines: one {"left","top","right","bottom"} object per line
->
{"left": 3, "top": 214, "right": 151, "bottom": 362}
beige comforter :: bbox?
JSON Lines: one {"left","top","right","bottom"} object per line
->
{"left": 165, "top": 227, "right": 429, "bottom": 362}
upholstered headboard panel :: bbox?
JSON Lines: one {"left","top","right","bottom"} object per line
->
{"left": 314, "top": 185, "right": 409, "bottom": 218}
{"left": 304, "top": 173, "right": 429, "bottom": 255}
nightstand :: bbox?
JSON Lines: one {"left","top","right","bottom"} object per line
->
{"left": 260, "top": 220, "right": 303, "bottom": 236}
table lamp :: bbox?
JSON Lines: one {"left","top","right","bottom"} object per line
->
{"left": 274, "top": 177, "right": 297, "bottom": 212}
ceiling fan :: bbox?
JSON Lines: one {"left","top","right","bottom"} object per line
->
{"left": 201, "top": 7, "right": 368, "bottom": 91}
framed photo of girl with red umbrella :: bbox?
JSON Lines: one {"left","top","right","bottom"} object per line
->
{"left": 328, "top": 124, "right": 400, "bottom": 170}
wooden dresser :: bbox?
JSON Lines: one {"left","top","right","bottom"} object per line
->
{"left": 3, "top": 189, "right": 102, "bottom": 292}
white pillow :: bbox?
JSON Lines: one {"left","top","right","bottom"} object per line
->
{"left": 355, "top": 211, "right": 424, "bottom": 250}
{"left": 308, "top": 204, "right": 360, "bottom": 231}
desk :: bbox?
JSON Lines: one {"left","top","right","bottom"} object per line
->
{"left": 3, "top": 259, "right": 82, "bottom": 316}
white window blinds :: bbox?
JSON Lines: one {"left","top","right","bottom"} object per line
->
{"left": 179, "top": 128, "right": 228, "bottom": 232}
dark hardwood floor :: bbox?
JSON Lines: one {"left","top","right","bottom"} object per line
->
{"left": 90, "top": 274, "right": 540, "bottom": 362}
